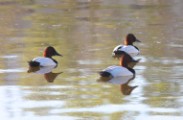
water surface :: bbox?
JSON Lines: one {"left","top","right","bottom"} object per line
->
{"left": 0, "top": 0, "right": 183, "bottom": 120}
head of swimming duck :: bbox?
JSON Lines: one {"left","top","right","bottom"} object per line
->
{"left": 43, "top": 46, "right": 62, "bottom": 58}
{"left": 124, "top": 33, "right": 141, "bottom": 45}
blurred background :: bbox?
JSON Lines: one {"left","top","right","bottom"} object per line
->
{"left": 0, "top": 0, "right": 183, "bottom": 120}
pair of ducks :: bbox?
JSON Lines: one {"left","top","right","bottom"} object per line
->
{"left": 28, "top": 33, "right": 141, "bottom": 80}
{"left": 99, "top": 33, "right": 141, "bottom": 81}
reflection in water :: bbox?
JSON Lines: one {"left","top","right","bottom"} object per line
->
{"left": 98, "top": 75, "right": 138, "bottom": 95}
{"left": 120, "top": 81, "right": 138, "bottom": 95}
{"left": 27, "top": 66, "right": 62, "bottom": 83}
{"left": 0, "top": 0, "right": 183, "bottom": 119}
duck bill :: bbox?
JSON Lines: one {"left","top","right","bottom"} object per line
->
{"left": 135, "top": 39, "right": 141, "bottom": 42}
{"left": 56, "top": 52, "right": 63, "bottom": 57}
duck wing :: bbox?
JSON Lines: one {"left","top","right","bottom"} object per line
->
{"left": 102, "top": 65, "right": 134, "bottom": 77}
{"left": 32, "top": 57, "right": 57, "bottom": 67}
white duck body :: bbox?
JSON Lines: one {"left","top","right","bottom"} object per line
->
{"left": 102, "top": 65, "right": 133, "bottom": 77}
{"left": 113, "top": 44, "right": 139, "bottom": 57}
{"left": 32, "top": 57, "right": 57, "bottom": 67}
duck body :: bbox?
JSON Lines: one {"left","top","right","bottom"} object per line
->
{"left": 99, "top": 51, "right": 137, "bottom": 80}
{"left": 28, "top": 46, "right": 62, "bottom": 67}
{"left": 102, "top": 76, "right": 134, "bottom": 84}
{"left": 100, "top": 65, "right": 134, "bottom": 78}
{"left": 30, "top": 57, "right": 57, "bottom": 67}
{"left": 112, "top": 44, "right": 139, "bottom": 57}
{"left": 27, "top": 65, "right": 55, "bottom": 74}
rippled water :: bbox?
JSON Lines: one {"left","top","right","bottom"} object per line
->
{"left": 0, "top": 0, "right": 183, "bottom": 120}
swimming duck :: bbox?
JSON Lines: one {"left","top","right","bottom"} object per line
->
{"left": 99, "top": 51, "right": 138, "bottom": 80}
{"left": 28, "top": 46, "right": 62, "bottom": 67}
{"left": 112, "top": 33, "right": 141, "bottom": 58}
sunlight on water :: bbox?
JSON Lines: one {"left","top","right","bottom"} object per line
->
{"left": 50, "top": 104, "right": 178, "bottom": 114}
{"left": 0, "top": 0, "right": 183, "bottom": 119}
{"left": 0, "top": 68, "right": 26, "bottom": 73}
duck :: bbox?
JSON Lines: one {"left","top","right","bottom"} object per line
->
{"left": 112, "top": 33, "right": 141, "bottom": 58}
{"left": 99, "top": 51, "right": 138, "bottom": 80}
{"left": 28, "top": 46, "right": 62, "bottom": 67}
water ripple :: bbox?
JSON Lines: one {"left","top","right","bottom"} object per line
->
{"left": 0, "top": 68, "right": 26, "bottom": 73}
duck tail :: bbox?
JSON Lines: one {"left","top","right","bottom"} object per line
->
{"left": 134, "top": 58, "right": 141, "bottom": 65}
{"left": 128, "top": 58, "right": 141, "bottom": 68}
{"left": 99, "top": 71, "right": 111, "bottom": 77}
{"left": 28, "top": 61, "right": 40, "bottom": 67}
{"left": 113, "top": 50, "right": 124, "bottom": 55}
{"left": 136, "top": 58, "right": 141, "bottom": 63}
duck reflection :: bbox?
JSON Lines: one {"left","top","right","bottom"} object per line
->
{"left": 27, "top": 66, "right": 62, "bottom": 83}
{"left": 98, "top": 76, "right": 138, "bottom": 95}
{"left": 120, "top": 77, "right": 138, "bottom": 95}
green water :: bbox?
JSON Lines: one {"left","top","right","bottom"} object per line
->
{"left": 0, "top": 0, "right": 183, "bottom": 120}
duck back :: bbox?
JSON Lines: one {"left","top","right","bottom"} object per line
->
{"left": 102, "top": 65, "right": 133, "bottom": 77}
{"left": 121, "top": 45, "right": 139, "bottom": 56}
{"left": 32, "top": 57, "right": 57, "bottom": 67}
{"left": 113, "top": 45, "right": 139, "bottom": 57}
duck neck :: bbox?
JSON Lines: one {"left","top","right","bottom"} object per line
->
{"left": 124, "top": 39, "right": 133, "bottom": 45}
{"left": 43, "top": 51, "right": 52, "bottom": 58}
{"left": 119, "top": 55, "right": 129, "bottom": 67}
{"left": 52, "top": 58, "right": 58, "bottom": 67}
{"left": 52, "top": 59, "right": 58, "bottom": 64}
{"left": 127, "top": 67, "right": 135, "bottom": 75}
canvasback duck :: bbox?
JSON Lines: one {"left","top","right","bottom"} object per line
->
{"left": 99, "top": 51, "right": 138, "bottom": 79}
{"left": 112, "top": 33, "right": 141, "bottom": 58}
{"left": 28, "top": 46, "right": 62, "bottom": 67}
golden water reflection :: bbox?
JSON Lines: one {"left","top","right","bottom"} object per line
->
{"left": 98, "top": 75, "right": 138, "bottom": 95}
{"left": 0, "top": 0, "right": 183, "bottom": 120}
{"left": 27, "top": 66, "right": 62, "bottom": 83}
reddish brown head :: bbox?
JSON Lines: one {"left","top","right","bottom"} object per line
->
{"left": 124, "top": 33, "right": 141, "bottom": 45}
{"left": 43, "top": 46, "right": 62, "bottom": 58}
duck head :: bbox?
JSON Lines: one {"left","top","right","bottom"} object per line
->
{"left": 43, "top": 46, "right": 62, "bottom": 58}
{"left": 124, "top": 33, "right": 141, "bottom": 45}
